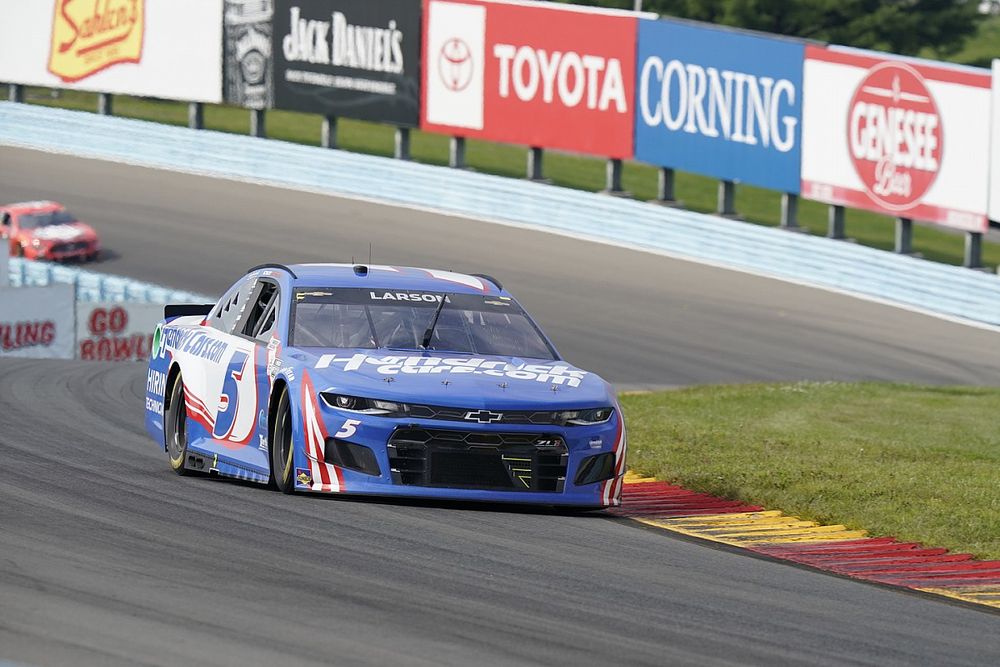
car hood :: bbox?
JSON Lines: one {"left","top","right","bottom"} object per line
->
{"left": 29, "top": 222, "right": 96, "bottom": 242}
{"left": 288, "top": 348, "right": 616, "bottom": 409}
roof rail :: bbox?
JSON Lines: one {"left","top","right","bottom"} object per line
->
{"left": 246, "top": 263, "right": 298, "bottom": 279}
{"left": 472, "top": 273, "right": 503, "bottom": 290}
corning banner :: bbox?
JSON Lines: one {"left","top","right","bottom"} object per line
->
{"left": 801, "top": 46, "right": 991, "bottom": 231}
{"left": 0, "top": 285, "right": 75, "bottom": 359}
{"left": 635, "top": 20, "right": 804, "bottom": 193}
{"left": 421, "top": 0, "right": 637, "bottom": 158}
{"left": 271, "top": 0, "right": 421, "bottom": 125}
{"left": 0, "top": 0, "right": 223, "bottom": 103}
{"left": 76, "top": 302, "right": 162, "bottom": 362}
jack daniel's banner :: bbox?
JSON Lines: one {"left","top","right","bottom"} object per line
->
{"left": 272, "top": 0, "right": 421, "bottom": 126}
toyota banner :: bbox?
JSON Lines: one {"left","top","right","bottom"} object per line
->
{"left": 801, "top": 46, "right": 991, "bottom": 231}
{"left": 422, "top": 0, "right": 637, "bottom": 158}
{"left": 270, "top": 0, "right": 422, "bottom": 125}
{"left": 635, "top": 20, "right": 804, "bottom": 194}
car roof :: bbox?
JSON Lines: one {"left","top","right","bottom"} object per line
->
{"left": 2, "top": 200, "right": 64, "bottom": 214}
{"left": 270, "top": 263, "right": 504, "bottom": 295}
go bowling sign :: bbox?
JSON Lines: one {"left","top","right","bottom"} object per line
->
{"left": 801, "top": 46, "right": 991, "bottom": 231}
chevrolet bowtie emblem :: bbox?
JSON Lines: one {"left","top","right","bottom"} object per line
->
{"left": 464, "top": 409, "right": 504, "bottom": 424}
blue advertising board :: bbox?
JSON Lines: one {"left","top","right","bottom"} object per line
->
{"left": 635, "top": 20, "right": 805, "bottom": 193}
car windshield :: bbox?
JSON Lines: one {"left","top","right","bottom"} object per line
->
{"left": 18, "top": 210, "right": 77, "bottom": 228}
{"left": 292, "top": 288, "right": 557, "bottom": 359}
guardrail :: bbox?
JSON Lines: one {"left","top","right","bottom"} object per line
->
{"left": 2, "top": 102, "right": 999, "bottom": 327}
{"left": 7, "top": 256, "right": 212, "bottom": 304}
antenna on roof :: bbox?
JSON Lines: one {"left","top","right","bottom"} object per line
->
{"left": 368, "top": 242, "right": 372, "bottom": 266}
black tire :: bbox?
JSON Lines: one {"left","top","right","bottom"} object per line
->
{"left": 165, "top": 372, "right": 193, "bottom": 476}
{"left": 270, "top": 388, "right": 295, "bottom": 493}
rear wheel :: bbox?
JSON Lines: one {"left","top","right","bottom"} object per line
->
{"left": 271, "top": 388, "right": 295, "bottom": 493}
{"left": 165, "top": 372, "right": 193, "bottom": 476}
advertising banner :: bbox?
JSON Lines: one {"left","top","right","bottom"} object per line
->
{"left": 270, "top": 0, "right": 422, "bottom": 125}
{"left": 0, "top": 285, "right": 75, "bottom": 359}
{"left": 990, "top": 59, "right": 1000, "bottom": 222}
{"left": 801, "top": 46, "right": 991, "bottom": 231}
{"left": 634, "top": 20, "right": 804, "bottom": 193}
{"left": 0, "top": 0, "right": 224, "bottom": 103}
{"left": 0, "top": 250, "right": 8, "bottom": 288}
{"left": 421, "top": 0, "right": 637, "bottom": 158}
{"left": 76, "top": 302, "right": 162, "bottom": 362}
{"left": 224, "top": 0, "right": 275, "bottom": 109}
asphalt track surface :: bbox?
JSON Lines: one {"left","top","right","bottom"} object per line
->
{"left": 2, "top": 146, "right": 999, "bottom": 665}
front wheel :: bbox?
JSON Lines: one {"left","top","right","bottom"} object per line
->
{"left": 271, "top": 388, "right": 295, "bottom": 493}
{"left": 165, "top": 372, "right": 193, "bottom": 476}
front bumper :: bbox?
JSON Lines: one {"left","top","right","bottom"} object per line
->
{"left": 295, "top": 407, "right": 625, "bottom": 507}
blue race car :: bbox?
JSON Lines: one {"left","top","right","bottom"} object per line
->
{"left": 145, "top": 263, "right": 626, "bottom": 507}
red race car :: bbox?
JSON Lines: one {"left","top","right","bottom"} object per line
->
{"left": 0, "top": 200, "right": 101, "bottom": 262}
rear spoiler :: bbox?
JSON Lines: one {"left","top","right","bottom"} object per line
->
{"left": 164, "top": 304, "right": 214, "bottom": 320}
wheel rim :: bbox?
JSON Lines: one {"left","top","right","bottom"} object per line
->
{"left": 278, "top": 407, "right": 293, "bottom": 482}
{"left": 168, "top": 384, "right": 186, "bottom": 466}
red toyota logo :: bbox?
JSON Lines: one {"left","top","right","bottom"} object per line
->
{"left": 847, "top": 61, "right": 943, "bottom": 211}
{"left": 438, "top": 37, "right": 474, "bottom": 92}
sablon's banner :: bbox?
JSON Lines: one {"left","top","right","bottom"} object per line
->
{"left": 421, "top": 0, "right": 637, "bottom": 158}
{"left": 0, "top": 285, "right": 75, "bottom": 359}
{"left": 0, "top": 0, "right": 223, "bottom": 103}
{"left": 801, "top": 46, "right": 991, "bottom": 232}
{"left": 268, "top": 0, "right": 422, "bottom": 125}
{"left": 76, "top": 302, "right": 163, "bottom": 362}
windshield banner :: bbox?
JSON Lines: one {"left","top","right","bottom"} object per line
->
{"left": 801, "top": 45, "right": 991, "bottom": 231}
{"left": 635, "top": 19, "right": 804, "bottom": 193}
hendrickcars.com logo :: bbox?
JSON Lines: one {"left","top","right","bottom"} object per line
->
{"left": 847, "top": 61, "right": 942, "bottom": 210}
{"left": 48, "top": 0, "right": 145, "bottom": 83}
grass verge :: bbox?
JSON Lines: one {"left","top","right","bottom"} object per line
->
{"left": 620, "top": 382, "right": 1000, "bottom": 560}
{"left": 17, "top": 86, "right": 1000, "bottom": 271}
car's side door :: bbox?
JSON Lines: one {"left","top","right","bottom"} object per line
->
{"left": 201, "top": 277, "right": 281, "bottom": 473}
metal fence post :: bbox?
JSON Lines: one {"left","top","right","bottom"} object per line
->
{"left": 250, "top": 109, "right": 266, "bottom": 138}
{"left": 717, "top": 180, "right": 736, "bottom": 217}
{"left": 394, "top": 127, "right": 411, "bottom": 160}
{"left": 780, "top": 193, "right": 799, "bottom": 230}
{"left": 97, "top": 93, "right": 113, "bottom": 116}
{"left": 8, "top": 83, "right": 23, "bottom": 103}
{"left": 827, "top": 205, "right": 846, "bottom": 239}
{"left": 321, "top": 115, "right": 338, "bottom": 149}
{"left": 527, "top": 147, "right": 544, "bottom": 181}
{"left": 655, "top": 167, "right": 679, "bottom": 206}
{"left": 449, "top": 136, "right": 466, "bottom": 169}
{"left": 604, "top": 158, "right": 625, "bottom": 195}
{"left": 894, "top": 217, "right": 913, "bottom": 255}
{"left": 964, "top": 232, "right": 983, "bottom": 269}
{"left": 188, "top": 102, "right": 204, "bottom": 130}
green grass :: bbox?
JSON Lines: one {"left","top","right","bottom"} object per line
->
{"left": 19, "top": 86, "right": 1000, "bottom": 270}
{"left": 620, "top": 382, "right": 1000, "bottom": 560}
{"left": 927, "top": 13, "right": 1000, "bottom": 68}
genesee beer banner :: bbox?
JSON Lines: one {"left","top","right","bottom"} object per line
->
{"left": 272, "top": 0, "right": 421, "bottom": 125}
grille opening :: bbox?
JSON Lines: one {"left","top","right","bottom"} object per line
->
{"left": 324, "top": 439, "right": 381, "bottom": 477}
{"left": 388, "top": 427, "right": 568, "bottom": 492}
